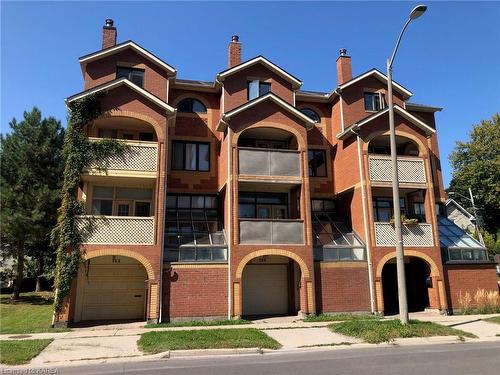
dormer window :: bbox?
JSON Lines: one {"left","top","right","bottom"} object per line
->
{"left": 364, "top": 92, "right": 386, "bottom": 111}
{"left": 247, "top": 80, "right": 271, "bottom": 100}
{"left": 116, "top": 66, "right": 145, "bottom": 87}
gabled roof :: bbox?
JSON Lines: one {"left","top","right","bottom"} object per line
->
{"left": 338, "top": 69, "right": 413, "bottom": 98}
{"left": 217, "top": 56, "right": 302, "bottom": 89}
{"left": 336, "top": 104, "right": 435, "bottom": 140}
{"left": 66, "top": 78, "right": 176, "bottom": 115}
{"left": 79, "top": 40, "right": 177, "bottom": 77}
{"left": 217, "top": 92, "right": 316, "bottom": 131}
{"left": 445, "top": 199, "right": 475, "bottom": 220}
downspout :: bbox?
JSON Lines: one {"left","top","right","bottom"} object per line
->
{"left": 353, "top": 128, "right": 376, "bottom": 314}
{"left": 227, "top": 125, "right": 232, "bottom": 319}
{"left": 335, "top": 88, "right": 345, "bottom": 131}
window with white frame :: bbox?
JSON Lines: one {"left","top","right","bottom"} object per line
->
{"left": 91, "top": 186, "right": 153, "bottom": 216}
{"left": 364, "top": 92, "right": 386, "bottom": 111}
{"left": 247, "top": 80, "right": 271, "bottom": 100}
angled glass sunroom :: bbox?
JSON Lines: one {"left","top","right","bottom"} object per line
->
{"left": 311, "top": 199, "right": 366, "bottom": 261}
{"left": 438, "top": 216, "right": 488, "bottom": 262}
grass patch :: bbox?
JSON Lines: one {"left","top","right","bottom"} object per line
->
{"left": 0, "top": 292, "right": 69, "bottom": 334}
{"left": 484, "top": 316, "right": 500, "bottom": 325}
{"left": 303, "top": 313, "right": 380, "bottom": 322}
{"left": 329, "top": 319, "right": 477, "bottom": 344}
{"left": 0, "top": 339, "right": 53, "bottom": 365}
{"left": 138, "top": 328, "right": 281, "bottom": 353}
{"left": 145, "top": 319, "right": 250, "bottom": 328}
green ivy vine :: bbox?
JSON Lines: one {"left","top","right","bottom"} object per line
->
{"left": 52, "top": 94, "right": 127, "bottom": 313}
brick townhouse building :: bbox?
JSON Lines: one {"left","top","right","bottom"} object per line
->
{"left": 56, "top": 20, "right": 498, "bottom": 325}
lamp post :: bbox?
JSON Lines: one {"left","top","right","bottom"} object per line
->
{"left": 448, "top": 189, "right": 484, "bottom": 245}
{"left": 387, "top": 4, "right": 427, "bottom": 325}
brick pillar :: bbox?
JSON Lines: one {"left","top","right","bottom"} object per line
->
{"left": 228, "top": 35, "right": 242, "bottom": 68}
{"left": 336, "top": 48, "right": 352, "bottom": 85}
{"left": 102, "top": 19, "right": 117, "bottom": 50}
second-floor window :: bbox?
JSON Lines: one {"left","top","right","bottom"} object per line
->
{"left": 172, "top": 141, "right": 210, "bottom": 171}
{"left": 177, "top": 98, "right": 207, "bottom": 113}
{"left": 91, "top": 186, "right": 153, "bottom": 217}
{"left": 116, "top": 66, "right": 145, "bottom": 87}
{"left": 364, "top": 92, "right": 386, "bottom": 111}
{"left": 373, "top": 197, "right": 406, "bottom": 222}
{"left": 308, "top": 150, "right": 327, "bottom": 177}
{"left": 247, "top": 80, "right": 271, "bottom": 100}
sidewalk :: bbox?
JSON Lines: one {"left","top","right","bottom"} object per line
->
{"left": 2, "top": 312, "right": 499, "bottom": 367}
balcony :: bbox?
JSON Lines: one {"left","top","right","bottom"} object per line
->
{"left": 239, "top": 219, "right": 304, "bottom": 245}
{"left": 374, "top": 222, "right": 434, "bottom": 247}
{"left": 77, "top": 216, "right": 155, "bottom": 245}
{"left": 369, "top": 155, "right": 426, "bottom": 185}
{"left": 238, "top": 147, "right": 301, "bottom": 178}
{"left": 85, "top": 138, "right": 158, "bottom": 176}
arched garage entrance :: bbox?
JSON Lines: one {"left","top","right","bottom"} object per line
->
{"left": 381, "top": 256, "right": 431, "bottom": 315}
{"left": 74, "top": 255, "right": 148, "bottom": 322}
{"left": 242, "top": 255, "right": 301, "bottom": 317}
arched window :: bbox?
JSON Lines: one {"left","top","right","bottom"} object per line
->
{"left": 300, "top": 108, "right": 320, "bottom": 122}
{"left": 177, "top": 98, "right": 207, "bottom": 113}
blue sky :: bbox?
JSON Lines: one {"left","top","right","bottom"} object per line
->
{"left": 1, "top": 1, "right": 499, "bottom": 186}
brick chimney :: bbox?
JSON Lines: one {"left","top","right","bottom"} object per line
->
{"left": 228, "top": 35, "right": 241, "bottom": 68}
{"left": 102, "top": 19, "right": 117, "bottom": 50}
{"left": 336, "top": 48, "right": 352, "bottom": 85}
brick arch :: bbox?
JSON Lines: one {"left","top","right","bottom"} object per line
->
{"left": 375, "top": 250, "right": 440, "bottom": 278}
{"left": 98, "top": 109, "right": 165, "bottom": 140}
{"left": 232, "top": 122, "right": 307, "bottom": 151}
{"left": 363, "top": 130, "right": 428, "bottom": 157}
{"left": 83, "top": 249, "right": 155, "bottom": 280}
{"left": 235, "top": 249, "right": 310, "bottom": 279}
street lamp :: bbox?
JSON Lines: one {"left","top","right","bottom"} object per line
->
{"left": 448, "top": 189, "right": 484, "bottom": 245}
{"left": 387, "top": 4, "right": 427, "bottom": 325}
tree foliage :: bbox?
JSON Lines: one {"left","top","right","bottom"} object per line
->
{"left": 0, "top": 108, "right": 65, "bottom": 299}
{"left": 51, "top": 95, "right": 126, "bottom": 313}
{"left": 448, "top": 114, "right": 500, "bottom": 236}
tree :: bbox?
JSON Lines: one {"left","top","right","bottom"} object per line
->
{"left": 0, "top": 108, "right": 64, "bottom": 299}
{"left": 448, "top": 114, "right": 500, "bottom": 235}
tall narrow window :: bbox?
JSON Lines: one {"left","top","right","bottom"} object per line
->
{"left": 172, "top": 141, "right": 210, "bottom": 172}
{"left": 247, "top": 80, "right": 271, "bottom": 100}
{"left": 364, "top": 92, "right": 386, "bottom": 111}
{"left": 308, "top": 150, "right": 327, "bottom": 177}
{"left": 116, "top": 67, "right": 145, "bottom": 87}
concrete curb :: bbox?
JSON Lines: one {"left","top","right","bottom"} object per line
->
{"left": 167, "top": 347, "right": 263, "bottom": 358}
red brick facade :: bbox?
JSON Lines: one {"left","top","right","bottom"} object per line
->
{"left": 56, "top": 20, "right": 498, "bottom": 325}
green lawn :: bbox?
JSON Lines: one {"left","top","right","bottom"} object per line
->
{"left": 484, "top": 316, "right": 500, "bottom": 325}
{"left": 329, "top": 319, "right": 477, "bottom": 344}
{"left": 138, "top": 328, "right": 281, "bottom": 353}
{"left": 303, "top": 313, "right": 381, "bottom": 322}
{"left": 145, "top": 319, "right": 250, "bottom": 328}
{"left": 0, "top": 292, "right": 69, "bottom": 334}
{"left": 0, "top": 339, "right": 53, "bottom": 365}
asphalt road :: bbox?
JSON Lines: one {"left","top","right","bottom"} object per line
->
{"left": 31, "top": 342, "right": 500, "bottom": 375}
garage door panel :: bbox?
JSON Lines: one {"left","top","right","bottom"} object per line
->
{"left": 77, "top": 256, "right": 148, "bottom": 322}
{"left": 243, "top": 265, "right": 288, "bottom": 316}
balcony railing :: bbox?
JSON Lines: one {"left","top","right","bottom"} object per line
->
{"left": 374, "top": 222, "right": 434, "bottom": 247}
{"left": 77, "top": 216, "right": 155, "bottom": 245}
{"left": 239, "top": 219, "right": 304, "bottom": 244}
{"left": 369, "top": 155, "right": 426, "bottom": 184}
{"left": 238, "top": 147, "right": 300, "bottom": 177}
{"left": 87, "top": 138, "right": 158, "bottom": 173}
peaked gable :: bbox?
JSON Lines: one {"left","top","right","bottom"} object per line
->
{"left": 338, "top": 69, "right": 412, "bottom": 98}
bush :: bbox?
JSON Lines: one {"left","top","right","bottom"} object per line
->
{"left": 458, "top": 289, "right": 500, "bottom": 314}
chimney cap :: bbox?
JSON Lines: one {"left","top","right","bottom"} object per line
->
{"left": 105, "top": 18, "right": 114, "bottom": 28}
{"left": 231, "top": 35, "right": 239, "bottom": 43}
{"left": 339, "top": 48, "right": 348, "bottom": 56}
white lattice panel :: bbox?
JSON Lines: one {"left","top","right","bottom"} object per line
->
{"left": 375, "top": 222, "right": 434, "bottom": 247}
{"left": 77, "top": 216, "right": 154, "bottom": 245}
{"left": 105, "top": 144, "right": 158, "bottom": 171}
{"left": 369, "top": 156, "right": 426, "bottom": 184}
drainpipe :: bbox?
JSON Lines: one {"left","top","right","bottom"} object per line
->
{"left": 227, "top": 126, "right": 232, "bottom": 319}
{"left": 353, "top": 128, "right": 376, "bottom": 314}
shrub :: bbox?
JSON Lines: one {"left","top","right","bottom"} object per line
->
{"left": 458, "top": 289, "right": 500, "bottom": 314}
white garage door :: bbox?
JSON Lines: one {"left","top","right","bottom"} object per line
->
{"left": 242, "top": 264, "right": 288, "bottom": 316}
{"left": 76, "top": 256, "right": 147, "bottom": 322}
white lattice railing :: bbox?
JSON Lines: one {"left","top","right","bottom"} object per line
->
{"left": 77, "top": 216, "right": 154, "bottom": 245}
{"left": 88, "top": 138, "right": 158, "bottom": 172}
{"left": 369, "top": 155, "right": 426, "bottom": 184}
{"left": 374, "top": 222, "right": 434, "bottom": 247}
